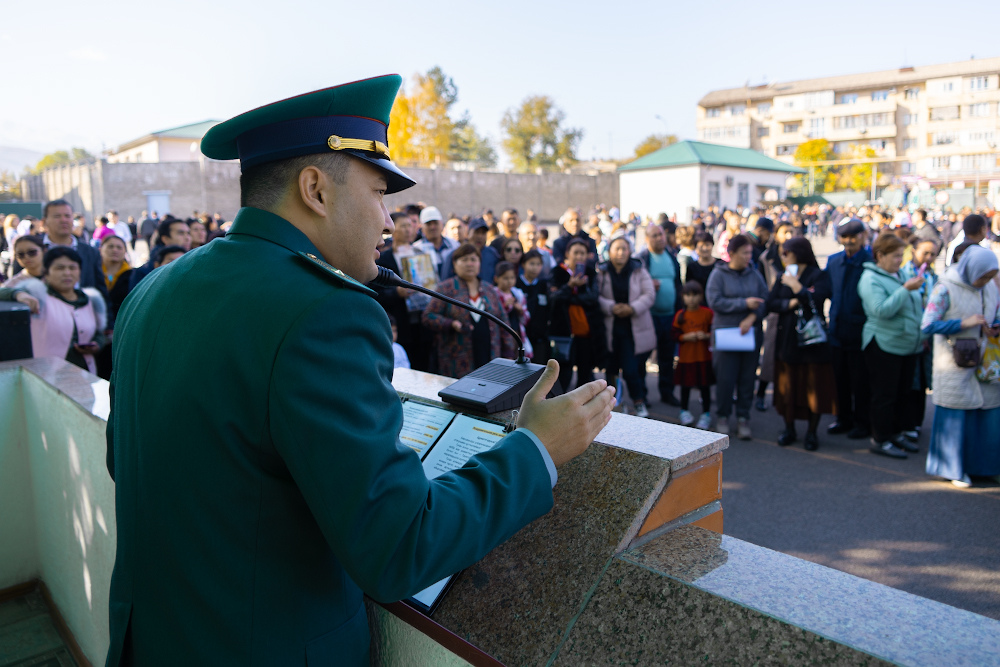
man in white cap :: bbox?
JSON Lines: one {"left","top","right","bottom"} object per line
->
{"left": 413, "top": 205, "right": 458, "bottom": 275}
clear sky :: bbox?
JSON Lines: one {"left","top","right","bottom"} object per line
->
{"left": 4, "top": 0, "right": 999, "bottom": 167}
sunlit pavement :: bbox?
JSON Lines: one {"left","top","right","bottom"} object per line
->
{"left": 609, "top": 232, "right": 1000, "bottom": 620}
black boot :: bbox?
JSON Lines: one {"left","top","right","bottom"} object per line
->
{"left": 804, "top": 432, "right": 819, "bottom": 451}
{"left": 778, "top": 426, "right": 797, "bottom": 447}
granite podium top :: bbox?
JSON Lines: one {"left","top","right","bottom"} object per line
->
{"left": 391, "top": 367, "right": 729, "bottom": 472}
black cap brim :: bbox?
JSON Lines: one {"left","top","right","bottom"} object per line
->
{"left": 344, "top": 150, "right": 416, "bottom": 194}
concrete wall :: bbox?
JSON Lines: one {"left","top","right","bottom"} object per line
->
{"left": 23, "top": 161, "right": 617, "bottom": 225}
{"left": 383, "top": 167, "right": 618, "bottom": 222}
{"left": 0, "top": 366, "right": 116, "bottom": 665}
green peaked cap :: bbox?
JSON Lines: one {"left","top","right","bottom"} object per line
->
{"left": 201, "top": 74, "right": 416, "bottom": 193}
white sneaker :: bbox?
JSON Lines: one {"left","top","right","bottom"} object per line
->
{"left": 737, "top": 417, "right": 752, "bottom": 441}
{"left": 679, "top": 410, "right": 695, "bottom": 426}
{"left": 696, "top": 412, "right": 712, "bottom": 430}
{"left": 716, "top": 416, "right": 729, "bottom": 435}
{"left": 634, "top": 402, "right": 650, "bottom": 418}
{"left": 952, "top": 475, "right": 972, "bottom": 488}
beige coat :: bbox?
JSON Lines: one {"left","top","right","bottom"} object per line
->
{"left": 932, "top": 269, "right": 1000, "bottom": 410}
{"left": 597, "top": 260, "right": 657, "bottom": 356}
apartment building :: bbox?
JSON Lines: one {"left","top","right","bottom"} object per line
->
{"left": 696, "top": 57, "right": 1000, "bottom": 191}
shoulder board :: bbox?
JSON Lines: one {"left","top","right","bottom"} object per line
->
{"left": 295, "top": 251, "right": 376, "bottom": 296}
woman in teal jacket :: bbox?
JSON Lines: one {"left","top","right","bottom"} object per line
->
{"left": 858, "top": 233, "right": 926, "bottom": 458}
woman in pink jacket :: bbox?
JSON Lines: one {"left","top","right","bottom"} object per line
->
{"left": 598, "top": 235, "right": 656, "bottom": 417}
{"left": 1, "top": 246, "right": 107, "bottom": 374}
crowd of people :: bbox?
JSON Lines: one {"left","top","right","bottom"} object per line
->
{"left": 2, "top": 196, "right": 999, "bottom": 488}
{"left": 1, "top": 201, "right": 226, "bottom": 378}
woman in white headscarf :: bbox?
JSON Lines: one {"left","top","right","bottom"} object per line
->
{"left": 921, "top": 245, "right": 1000, "bottom": 487}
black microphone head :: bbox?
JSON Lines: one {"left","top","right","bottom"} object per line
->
{"left": 372, "top": 265, "right": 404, "bottom": 288}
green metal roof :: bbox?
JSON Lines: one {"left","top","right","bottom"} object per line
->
{"left": 151, "top": 120, "right": 221, "bottom": 139}
{"left": 619, "top": 140, "right": 806, "bottom": 174}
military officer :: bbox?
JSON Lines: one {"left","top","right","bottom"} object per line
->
{"left": 104, "top": 74, "right": 615, "bottom": 666}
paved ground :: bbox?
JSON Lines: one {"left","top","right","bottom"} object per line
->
{"left": 608, "top": 232, "right": 1000, "bottom": 620}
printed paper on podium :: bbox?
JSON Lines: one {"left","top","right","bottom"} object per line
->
{"left": 408, "top": 413, "right": 507, "bottom": 614}
{"left": 399, "top": 401, "right": 456, "bottom": 458}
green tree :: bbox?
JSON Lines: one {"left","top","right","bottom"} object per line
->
{"left": 450, "top": 113, "right": 497, "bottom": 168}
{"left": 30, "top": 147, "right": 94, "bottom": 174}
{"left": 634, "top": 133, "right": 678, "bottom": 159}
{"left": 792, "top": 139, "right": 837, "bottom": 193}
{"left": 0, "top": 170, "right": 21, "bottom": 202}
{"left": 835, "top": 146, "right": 877, "bottom": 192}
{"left": 500, "top": 95, "right": 582, "bottom": 172}
{"left": 388, "top": 67, "right": 495, "bottom": 168}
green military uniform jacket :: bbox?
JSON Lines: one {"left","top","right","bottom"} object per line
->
{"left": 105, "top": 207, "right": 554, "bottom": 666}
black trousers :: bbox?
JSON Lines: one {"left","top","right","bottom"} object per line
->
{"left": 529, "top": 336, "right": 549, "bottom": 365}
{"left": 558, "top": 335, "right": 597, "bottom": 393}
{"left": 863, "top": 340, "right": 917, "bottom": 442}
{"left": 638, "top": 313, "right": 676, "bottom": 400}
{"left": 831, "top": 345, "right": 870, "bottom": 430}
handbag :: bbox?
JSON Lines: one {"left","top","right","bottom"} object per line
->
{"left": 795, "top": 292, "right": 828, "bottom": 347}
{"left": 952, "top": 292, "right": 984, "bottom": 369}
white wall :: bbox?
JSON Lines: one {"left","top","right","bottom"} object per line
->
{"left": 157, "top": 138, "right": 201, "bottom": 162}
{"left": 699, "top": 165, "right": 788, "bottom": 211}
{"left": 0, "top": 368, "right": 40, "bottom": 589}
{"left": 0, "top": 365, "right": 115, "bottom": 665}
{"left": 107, "top": 140, "right": 158, "bottom": 164}
{"left": 619, "top": 165, "right": 701, "bottom": 223}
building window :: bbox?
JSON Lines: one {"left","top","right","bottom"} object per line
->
{"left": 902, "top": 138, "right": 916, "bottom": 150}
{"left": 932, "top": 132, "right": 957, "bottom": 145}
{"left": 962, "top": 154, "right": 995, "bottom": 170}
{"left": 757, "top": 126, "right": 770, "bottom": 137}
{"left": 941, "top": 81, "right": 955, "bottom": 93}
{"left": 737, "top": 183, "right": 749, "bottom": 208}
{"left": 776, "top": 145, "right": 799, "bottom": 156}
{"left": 757, "top": 102, "right": 771, "bottom": 115}
{"left": 904, "top": 88, "right": 919, "bottom": 100}
{"left": 706, "top": 107, "right": 720, "bottom": 118}
{"left": 809, "top": 117, "right": 826, "bottom": 138}
{"left": 837, "top": 93, "right": 858, "bottom": 105}
{"left": 931, "top": 156, "right": 952, "bottom": 169}
{"left": 708, "top": 182, "right": 720, "bottom": 206}
{"left": 833, "top": 113, "right": 891, "bottom": 129}
{"left": 729, "top": 104, "right": 746, "bottom": 116}
{"left": 902, "top": 162, "right": 916, "bottom": 174}
{"left": 929, "top": 106, "right": 960, "bottom": 121}
{"left": 969, "top": 76, "right": 989, "bottom": 91}
{"left": 963, "top": 130, "right": 995, "bottom": 145}
{"left": 902, "top": 113, "right": 917, "bottom": 126}
{"left": 969, "top": 102, "right": 990, "bottom": 117}
{"left": 871, "top": 90, "right": 891, "bottom": 101}
{"left": 783, "top": 123, "right": 800, "bottom": 133}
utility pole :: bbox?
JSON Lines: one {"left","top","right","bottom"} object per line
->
{"left": 871, "top": 162, "right": 878, "bottom": 202}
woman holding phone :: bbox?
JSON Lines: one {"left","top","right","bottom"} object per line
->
{"left": 765, "top": 237, "right": 834, "bottom": 450}
{"left": 550, "top": 238, "right": 605, "bottom": 393}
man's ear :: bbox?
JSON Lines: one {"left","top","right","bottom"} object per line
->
{"left": 297, "top": 165, "right": 329, "bottom": 218}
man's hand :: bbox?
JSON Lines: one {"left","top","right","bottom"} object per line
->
{"left": 517, "top": 360, "right": 616, "bottom": 467}
{"left": 903, "top": 276, "right": 924, "bottom": 291}
{"left": 739, "top": 314, "right": 756, "bottom": 335}
{"left": 14, "top": 291, "right": 39, "bottom": 314}
{"left": 745, "top": 297, "right": 764, "bottom": 310}
{"left": 396, "top": 286, "right": 413, "bottom": 298}
{"left": 652, "top": 279, "right": 661, "bottom": 291}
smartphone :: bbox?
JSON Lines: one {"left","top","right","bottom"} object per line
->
{"left": 917, "top": 263, "right": 927, "bottom": 278}
{"left": 786, "top": 264, "right": 799, "bottom": 278}
{"left": 575, "top": 263, "right": 585, "bottom": 277}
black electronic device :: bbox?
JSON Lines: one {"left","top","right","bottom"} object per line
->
{"left": 0, "top": 301, "right": 33, "bottom": 362}
{"left": 371, "top": 266, "right": 560, "bottom": 413}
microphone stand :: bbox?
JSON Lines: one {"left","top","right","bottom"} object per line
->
{"left": 371, "top": 266, "right": 528, "bottom": 364}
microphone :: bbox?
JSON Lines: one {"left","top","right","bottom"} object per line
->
{"left": 372, "top": 265, "right": 527, "bottom": 364}
{"left": 371, "top": 265, "right": 560, "bottom": 413}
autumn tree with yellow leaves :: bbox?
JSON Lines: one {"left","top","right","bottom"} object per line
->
{"left": 388, "top": 67, "right": 496, "bottom": 168}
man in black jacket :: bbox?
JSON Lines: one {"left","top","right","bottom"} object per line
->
{"left": 552, "top": 210, "right": 597, "bottom": 265}
{"left": 373, "top": 212, "right": 429, "bottom": 371}
{"left": 39, "top": 199, "right": 109, "bottom": 302}
{"left": 516, "top": 249, "right": 551, "bottom": 364}
{"left": 824, "top": 218, "right": 872, "bottom": 439}
{"left": 128, "top": 218, "right": 191, "bottom": 293}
